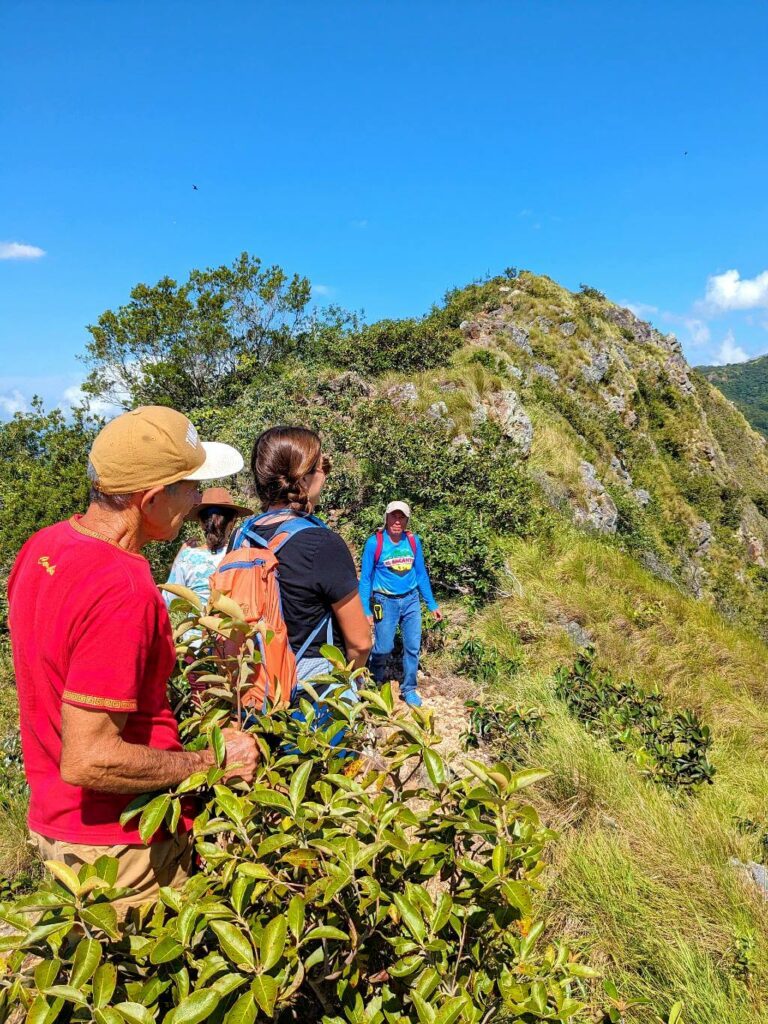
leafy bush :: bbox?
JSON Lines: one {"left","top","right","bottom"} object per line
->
{"left": 455, "top": 638, "right": 522, "bottom": 685}
{"left": 313, "top": 315, "right": 462, "bottom": 376}
{"left": 461, "top": 701, "right": 543, "bottom": 757}
{"left": 553, "top": 648, "right": 716, "bottom": 791}
{"left": 0, "top": 595, "right": 602, "bottom": 1024}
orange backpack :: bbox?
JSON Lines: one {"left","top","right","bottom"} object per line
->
{"left": 209, "top": 513, "right": 333, "bottom": 713}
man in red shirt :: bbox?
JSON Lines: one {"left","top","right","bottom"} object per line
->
{"left": 8, "top": 406, "right": 258, "bottom": 909}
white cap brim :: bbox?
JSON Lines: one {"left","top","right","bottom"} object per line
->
{"left": 385, "top": 500, "right": 411, "bottom": 518}
{"left": 185, "top": 441, "right": 244, "bottom": 481}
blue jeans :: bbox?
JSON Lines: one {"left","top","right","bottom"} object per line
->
{"left": 370, "top": 590, "right": 422, "bottom": 695}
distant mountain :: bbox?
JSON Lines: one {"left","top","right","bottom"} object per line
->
{"left": 697, "top": 353, "right": 768, "bottom": 438}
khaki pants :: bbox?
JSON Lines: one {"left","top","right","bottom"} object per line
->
{"left": 31, "top": 830, "right": 194, "bottom": 912}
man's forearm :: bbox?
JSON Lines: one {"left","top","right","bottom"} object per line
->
{"left": 63, "top": 739, "right": 214, "bottom": 794}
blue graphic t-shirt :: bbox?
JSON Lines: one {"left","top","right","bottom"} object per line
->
{"left": 358, "top": 532, "right": 438, "bottom": 612}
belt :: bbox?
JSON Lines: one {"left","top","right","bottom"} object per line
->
{"left": 373, "top": 589, "right": 417, "bottom": 600}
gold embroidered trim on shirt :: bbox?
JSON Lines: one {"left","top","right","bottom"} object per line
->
{"left": 62, "top": 690, "right": 137, "bottom": 712}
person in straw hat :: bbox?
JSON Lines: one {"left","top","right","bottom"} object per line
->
{"left": 164, "top": 486, "right": 252, "bottom": 611}
{"left": 7, "top": 406, "right": 259, "bottom": 911}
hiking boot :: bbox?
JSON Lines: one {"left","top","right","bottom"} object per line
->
{"left": 402, "top": 690, "right": 422, "bottom": 708}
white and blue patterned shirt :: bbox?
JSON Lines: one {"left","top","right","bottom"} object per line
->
{"left": 163, "top": 542, "right": 227, "bottom": 612}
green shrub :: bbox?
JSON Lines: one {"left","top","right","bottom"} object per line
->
{"left": 553, "top": 648, "right": 716, "bottom": 791}
{"left": 313, "top": 315, "right": 462, "bottom": 376}
{"left": 461, "top": 701, "right": 543, "bottom": 758}
{"left": 0, "top": 603, "right": 601, "bottom": 1024}
{"left": 455, "top": 637, "right": 522, "bottom": 684}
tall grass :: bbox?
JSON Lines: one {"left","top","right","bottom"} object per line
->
{"left": 464, "top": 527, "right": 768, "bottom": 1022}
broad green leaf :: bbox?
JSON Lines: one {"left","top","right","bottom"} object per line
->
{"left": 149, "top": 935, "right": 184, "bottom": 965}
{"left": 210, "top": 591, "right": 246, "bottom": 621}
{"left": 138, "top": 794, "right": 171, "bottom": 843}
{"left": 236, "top": 862, "right": 274, "bottom": 880}
{"left": 251, "top": 975, "right": 278, "bottom": 1018}
{"left": 507, "top": 768, "right": 551, "bottom": 792}
{"left": 259, "top": 915, "right": 287, "bottom": 971}
{"left": 211, "top": 921, "right": 256, "bottom": 970}
{"left": 42, "top": 986, "right": 87, "bottom": 1005}
{"left": 225, "top": 991, "right": 257, "bottom": 1024}
{"left": 423, "top": 747, "right": 445, "bottom": 786}
{"left": 160, "top": 583, "right": 203, "bottom": 611}
{"left": 434, "top": 997, "right": 466, "bottom": 1024}
{"left": 70, "top": 938, "right": 102, "bottom": 988}
{"left": 431, "top": 893, "right": 453, "bottom": 935}
{"left": 318, "top": 643, "right": 345, "bottom": 667}
{"left": 289, "top": 760, "right": 313, "bottom": 812}
{"left": 33, "top": 960, "right": 61, "bottom": 992}
{"left": 44, "top": 861, "right": 80, "bottom": 894}
{"left": 249, "top": 787, "right": 292, "bottom": 814}
{"left": 177, "top": 904, "right": 200, "bottom": 946}
{"left": 113, "top": 1003, "right": 156, "bottom": 1024}
{"left": 95, "top": 1010, "right": 124, "bottom": 1024}
{"left": 93, "top": 963, "right": 117, "bottom": 1008}
{"left": 210, "top": 726, "right": 226, "bottom": 767}
{"left": 119, "top": 792, "right": 155, "bottom": 827}
{"left": 302, "top": 925, "right": 349, "bottom": 943}
{"left": 211, "top": 974, "right": 247, "bottom": 999}
{"left": 26, "top": 995, "right": 64, "bottom": 1024}
{"left": 213, "top": 786, "right": 246, "bottom": 824}
{"left": 174, "top": 772, "right": 208, "bottom": 795}
{"left": 88, "top": 856, "right": 119, "bottom": 887}
{"left": 667, "top": 1003, "right": 685, "bottom": 1024}
{"left": 411, "top": 992, "right": 436, "bottom": 1024}
{"left": 164, "top": 989, "right": 220, "bottom": 1024}
{"left": 80, "top": 903, "right": 120, "bottom": 940}
{"left": 393, "top": 894, "right": 426, "bottom": 943}
{"left": 287, "top": 895, "right": 305, "bottom": 940}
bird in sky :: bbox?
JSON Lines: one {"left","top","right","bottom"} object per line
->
{"left": 192, "top": 184, "right": 199, "bottom": 190}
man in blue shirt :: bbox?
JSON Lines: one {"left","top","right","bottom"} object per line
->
{"left": 359, "top": 500, "right": 443, "bottom": 707}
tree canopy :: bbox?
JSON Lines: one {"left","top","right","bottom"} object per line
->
{"left": 81, "top": 253, "right": 313, "bottom": 411}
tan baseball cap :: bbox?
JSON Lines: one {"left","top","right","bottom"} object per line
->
{"left": 385, "top": 500, "right": 411, "bottom": 519}
{"left": 89, "top": 406, "right": 244, "bottom": 494}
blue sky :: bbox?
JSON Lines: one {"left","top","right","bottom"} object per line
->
{"left": 1, "top": 0, "right": 767, "bottom": 416}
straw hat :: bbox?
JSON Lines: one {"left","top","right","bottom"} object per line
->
{"left": 187, "top": 487, "right": 252, "bottom": 521}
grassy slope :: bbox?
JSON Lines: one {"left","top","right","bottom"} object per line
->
{"left": 427, "top": 525, "right": 768, "bottom": 1023}
{"left": 698, "top": 355, "right": 768, "bottom": 439}
{"left": 2, "top": 271, "right": 767, "bottom": 1020}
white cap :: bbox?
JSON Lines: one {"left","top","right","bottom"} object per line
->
{"left": 185, "top": 441, "right": 244, "bottom": 481}
{"left": 385, "top": 500, "right": 411, "bottom": 519}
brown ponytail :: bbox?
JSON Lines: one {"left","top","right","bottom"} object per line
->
{"left": 200, "top": 508, "right": 236, "bottom": 551}
{"left": 251, "top": 427, "right": 323, "bottom": 512}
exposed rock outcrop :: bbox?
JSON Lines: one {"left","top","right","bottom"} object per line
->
{"left": 573, "top": 460, "right": 618, "bottom": 534}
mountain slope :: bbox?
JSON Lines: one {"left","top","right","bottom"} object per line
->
{"left": 3, "top": 266, "right": 768, "bottom": 1022}
{"left": 698, "top": 353, "right": 768, "bottom": 439}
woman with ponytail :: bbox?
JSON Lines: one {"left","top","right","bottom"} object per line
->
{"left": 233, "top": 426, "right": 371, "bottom": 685}
{"left": 164, "top": 488, "right": 252, "bottom": 610}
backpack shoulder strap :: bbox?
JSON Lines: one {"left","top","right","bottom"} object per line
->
{"left": 374, "top": 529, "right": 384, "bottom": 565}
{"left": 268, "top": 516, "right": 325, "bottom": 555}
{"left": 406, "top": 531, "right": 417, "bottom": 557}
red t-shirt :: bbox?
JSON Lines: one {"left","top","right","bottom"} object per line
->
{"left": 8, "top": 517, "right": 190, "bottom": 844}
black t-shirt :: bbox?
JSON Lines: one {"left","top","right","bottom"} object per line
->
{"left": 244, "top": 521, "right": 359, "bottom": 659}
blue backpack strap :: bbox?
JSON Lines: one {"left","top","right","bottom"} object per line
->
{"left": 294, "top": 612, "right": 332, "bottom": 663}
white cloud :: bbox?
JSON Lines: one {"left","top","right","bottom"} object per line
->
{"left": 312, "top": 283, "right": 333, "bottom": 298}
{"left": 0, "top": 241, "right": 46, "bottom": 260}
{"left": 350, "top": 219, "right": 368, "bottom": 230}
{"left": 714, "top": 330, "right": 749, "bottom": 365}
{"left": 684, "top": 318, "right": 710, "bottom": 346}
{"left": 61, "top": 383, "right": 120, "bottom": 418}
{"left": 0, "top": 389, "right": 28, "bottom": 416}
{"left": 705, "top": 269, "right": 768, "bottom": 311}
{"left": 623, "top": 300, "right": 659, "bottom": 318}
